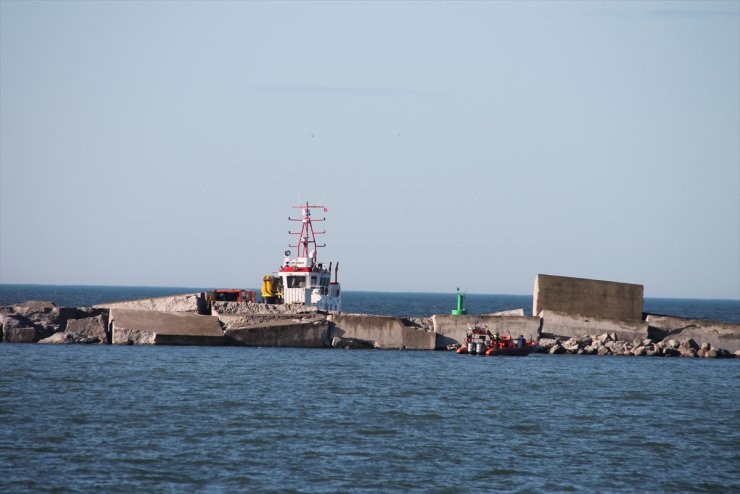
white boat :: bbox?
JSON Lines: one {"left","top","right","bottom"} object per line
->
{"left": 261, "top": 202, "right": 341, "bottom": 312}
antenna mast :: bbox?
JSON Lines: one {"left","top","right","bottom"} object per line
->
{"left": 288, "top": 202, "right": 328, "bottom": 259}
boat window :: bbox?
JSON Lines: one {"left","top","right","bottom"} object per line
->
{"left": 311, "top": 276, "right": 318, "bottom": 286}
{"left": 287, "top": 276, "right": 306, "bottom": 288}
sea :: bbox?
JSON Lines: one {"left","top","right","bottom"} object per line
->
{"left": 1, "top": 285, "right": 739, "bottom": 493}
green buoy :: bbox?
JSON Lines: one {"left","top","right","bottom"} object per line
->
{"left": 451, "top": 287, "right": 467, "bottom": 315}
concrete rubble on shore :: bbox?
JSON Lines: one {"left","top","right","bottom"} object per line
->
{"left": 1, "top": 274, "right": 738, "bottom": 358}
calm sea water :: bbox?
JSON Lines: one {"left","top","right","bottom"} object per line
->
{"left": 1, "top": 285, "right": 739, "bottom": 493}
{"left": 1, "top": 346, "right": 738, "bottom": 493}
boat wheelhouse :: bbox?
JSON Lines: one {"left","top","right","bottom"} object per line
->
{"left": 262, "top": 203, "right": 341, "bottom": 312}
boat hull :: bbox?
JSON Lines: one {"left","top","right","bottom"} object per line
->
{"left": 484, "top": 344, "right": 537, "bottom": 356}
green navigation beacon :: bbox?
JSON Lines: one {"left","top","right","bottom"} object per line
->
{"left": 451, "top": 287, "right": 467, "bottom": 316}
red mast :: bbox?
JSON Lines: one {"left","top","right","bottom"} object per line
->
{"left": 288, "top": 202, "right": 328, "bottom": 259}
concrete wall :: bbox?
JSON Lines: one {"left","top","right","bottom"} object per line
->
{"left": 110, "top": 309, "right": 224, "bottom": 345}
{"left": 432, "top": 314, "right": 541, "bottom": 348}
{"left": 646, "top": 315, "right": 740, "bottom": 353}
{"left": 328, "top": 314, "right": 436, "bottom": 350}
{"left": 533, "top": 274, "right": 643, "bottom": 321}
{"left": 224, "top": 319, "right": 331, "bottom": 347}
{"left": 540, "top": 310, "right": 649, "bottom": 341}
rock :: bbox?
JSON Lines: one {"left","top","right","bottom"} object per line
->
{"left": 65, "top": 315, "right": 108, "bottom": 344}
{"left": 646, "top": 314, "right": 740, "bottom": 353}
{"left": 665, "top": 339, "right": 679, "bottom": 349}
{"left": 704, "top": 348, "right": 719, "bottom": 358}
{"left": 735, "top": 350, "right": 740, "bottom": 358}
{"left": 632, "top": 346, "right": 647, "bottom": 357}
{"left": 38, "top": 332, "right": 99, "bottom": 344}
{"left": 3, "top": 326, "right": 36, "bottom": 343}
{"left": 680, "top": 339, "right": 700, "bottom": 351}
{"left": 582, "top": 344, "right": 597, "bottom": 355}
{"left": 562, "top": 338, "right": 581, "bottom": 352}
{"left": 663, "top": 347, "right": 681, "bottom": 357}
{"left": 38, "top": 332, "right": 70, "bottom": 344}
{"left": 549, "top": 343, "right": 566, "bottom": 354}
{"left": 717, "top": 348, "right": 732, "bottom": 358}
{"left": 700, "top": 342, "right": 711, "bottom": 351}
{"left": 1, "top": 301, "right": 77, "bottom": 342}
{"left": 596, "top": 346, "right": 610, "bottom": 356}
{"left": 331, "top": 336, "right": 375, "bottom": 349}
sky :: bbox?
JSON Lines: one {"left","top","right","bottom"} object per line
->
{"left": 1, "top": 0, "right": 738, "bottom": 299}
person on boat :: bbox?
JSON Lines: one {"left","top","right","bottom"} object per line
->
{"left": 492, "top": 331, "right": 500, "bottom": 347}
{"left": 517, "top": 335, "right": 526, "bottom": 348}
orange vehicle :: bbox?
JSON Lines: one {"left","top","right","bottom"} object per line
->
{"left": 209, "top": 289, "right": 257, "bottom": 303}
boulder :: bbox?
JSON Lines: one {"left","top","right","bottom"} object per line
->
{"left": 663, "top": 347, "right": 681, "bottom": 357}
{"left": 331, "top": 336, "right": 375, "bottom": 349}
{"left": 3, "top": 326, "right": 36, "bottom": 343}
{"left": 38, "top": 332, "right": 99, "bottom": 344}
{"left": 65, "top": 315, "right": 109, "bottom": 344}
{"left": 562, "top": 338, "right": 581, "bottom": 352}
{"left": 1, "top": 301, "right": 77, "bottom": 342}
{"left": 549, "top": 343, "right": 566, "bottom": 354}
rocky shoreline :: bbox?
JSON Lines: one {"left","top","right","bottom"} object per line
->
{"left": 536, "top": 333, "right": 737, "bottom": 358}
{"left": 1, "top": 298, "right": 738, "bottom": 358}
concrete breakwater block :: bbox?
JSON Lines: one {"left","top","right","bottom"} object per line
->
{"left": 533, "top": 274, "right": 643, "bottom": 321}
{"left": 328, "top": 314, "right": 436, "bottom": 350}
{"left": 110, "top": 309, "right": 224, "bottom": 345}
{"left": 432, "top": 314, "right": 541, "bottom": 348}
{"left": 65, "top": 314, "right": 109, "bottom": 344}
{"left": 96, "top": 293, "right": 208, "bottom": 313}
{"left": 211, "top": 301, "right": 318, "bottom": 316}
{"left": 539, "top": 310, "right": 648, "bottom": 341}
{"left": 223, "top": 318, "right": 331, "bottom": 347}
{"left": 646, "top": 315, "right": 740, "bottom": 353}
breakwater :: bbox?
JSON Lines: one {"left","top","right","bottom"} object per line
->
{"left": 2, "top": 293, "right": 738, "bottom": 357}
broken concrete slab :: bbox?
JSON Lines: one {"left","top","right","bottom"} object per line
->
{"left": 110, "top": 309, "right": 223, "bottom": 345}
{"left": 65, "top": 314, "right": 109, "bottom": 344}
{"left": 329, "top": 314, "right": 436, "bottom": 350}
{"left": 96, "top": 293, "right": 208, "bottom": 313}
{"left": 646, "top": 314, "right": 740, "bottom": 353}
{"left": 539, "top": 310, "right": 648, "bottom": 341}
{"left": 223, "top": 318, "right": 331, "bottom": 347}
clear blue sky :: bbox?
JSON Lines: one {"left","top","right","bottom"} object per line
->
{"left": 1, "top": 0, "right": 738, "bottom": 299}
